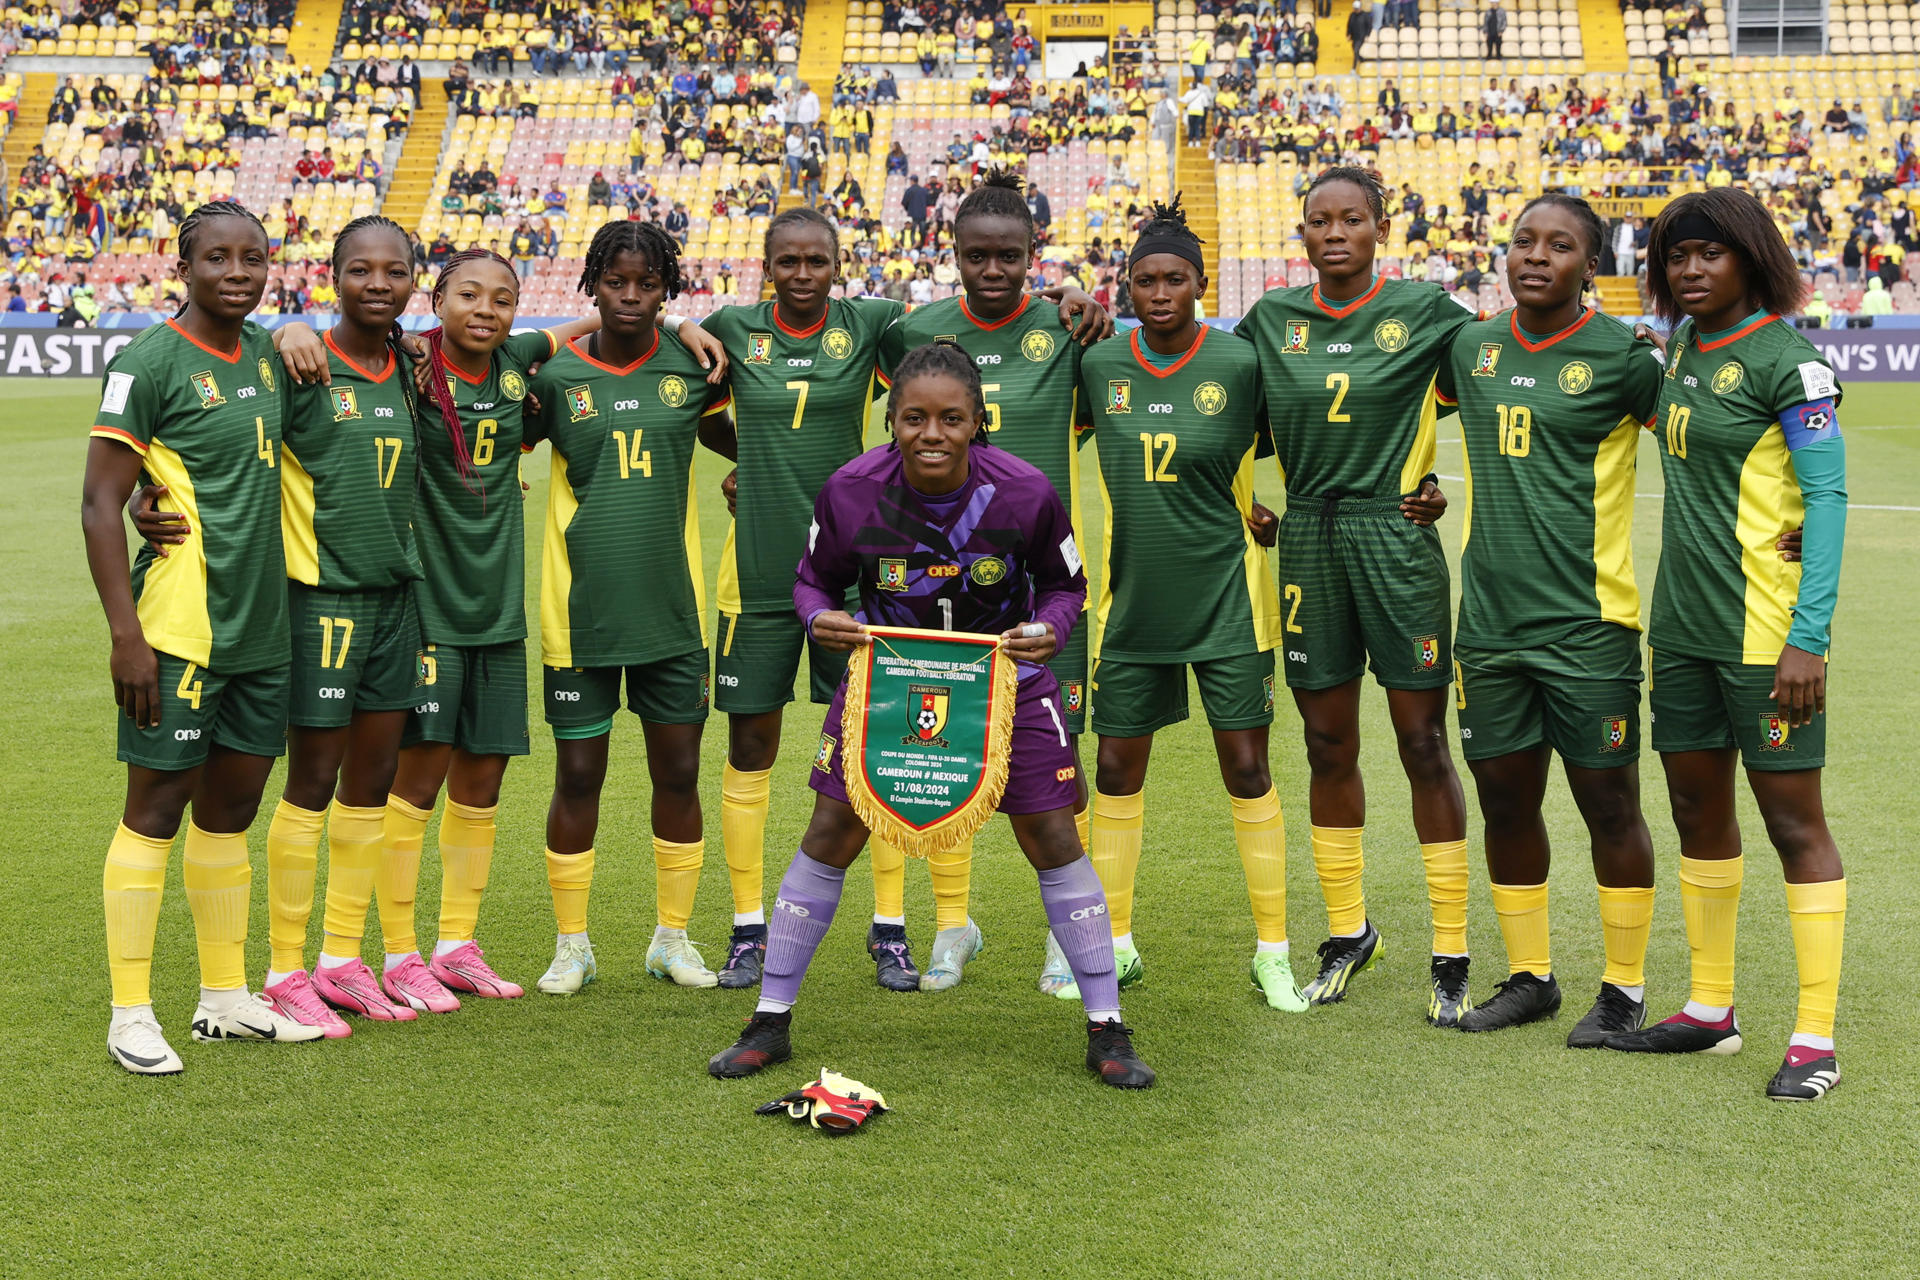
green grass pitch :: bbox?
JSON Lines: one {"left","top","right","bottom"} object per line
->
{"left": 3, "top": 377, "right": 1915, "bottom": 1277}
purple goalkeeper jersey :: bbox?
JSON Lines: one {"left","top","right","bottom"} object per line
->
{"left": 794, "top": 441, "right": 1087, "bottom": 675}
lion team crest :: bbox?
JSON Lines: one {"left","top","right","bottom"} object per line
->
{"left": 905, "top": 684, "right": 951, "bottom": 747}
{"left": 1282, "top": 321, "right": 1311, "bottom": 354}
{"left": 1558, "top": 361, "right": 1594, "bottom": 395}
{"left": 257, "top": 358, "right": 275, "bottom": 393}
{"left": 1193, "top": 380, "right": 1228, "bottom": 416}
{"left": 500, "top": 369, "right": 526, "bottom": 401}
{"left": 190, "top": 370, "right": 224, "bottom": 408}
{"left": 1472, "top": 343, "right": 1502, "bottom": 377}
{"left": 1107, "top": 379, "right": 1132, "bottom": 414}
{"left": 970, "top": 556, "right": 1007, "bottom": 585}
{"left": 746, "top": 332, "right": 773, "bottom": 364}
{"left": 566, "top": 385, "right": 597, "bottom": 422}
{"left": 331, "top": 386, "right": 360, "bottom": 421}
{"left": 1373, "top": 318, "right": 1409, "bottom": 353}
{"left": 1712, "top": 361, "right": 1745, "bottom": 395}
{"left": 822, "top": 327, "right": 854, "bottom": 360}
{"left": 1021, "top": 329, "right": 1056, "bottom": 362}
{"left": 657, "top": 374, "right": 688, "bottom": 408}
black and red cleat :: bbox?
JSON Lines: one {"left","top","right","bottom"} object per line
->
{"left": 708, "top": 1009, "right": 793, "bottom": 1079}
{"left": 1086, "top": 1019, "right": 1156, "bottom": 1089}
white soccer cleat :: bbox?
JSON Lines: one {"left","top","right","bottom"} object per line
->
{"left": 108, "top": 1005, "right": 184, "bottom": 1075}
{"left": 920, "top": 920, "right": 984, "bottom": 992}
{"left": 646, "top": 928, "right": 718, "bottom": 988}
{"left": 190, "top": 988, "right": 327, "bottom": 1043}
{"left": 538, "top": 936, "right": 598, "bottom": 995}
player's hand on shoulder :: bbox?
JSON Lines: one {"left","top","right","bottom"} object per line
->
{"left": 1000, "top": 621, "right": 1058, "bottom": 663}
{"left": 273, "top": 320, "right": 331, "bottom": 385}
{"left": 1039, "top": 282, "right": 1114, "bottom": 345}
{"left": 675, "top": 319, "right": 729, "bottom": 383}
{"left": 1401, "top": 477, "right": 1447, "bottom": 526}
{"left": 1632, "top": 323, "right": 1669, "bottom": 357}
{"left": 1247, "top": 500, "right": 1277, "bottom": 547}
{"left": 1777, "top": 524, "right": 1803, "bottom": 562}
{"left": 810, "top": 609, "right": 869, "bottom": 652}
{"left": 1771, "top": 644, "right": 1825, "bottom": 727}
{"left": 109, "top": 633, "right": 161, "bottom": 728}
{"left": 126, "top": 483, "right": 189, "bottom": 554}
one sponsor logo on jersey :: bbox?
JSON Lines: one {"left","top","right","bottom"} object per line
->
{"left": 1602, "top": 715, "right": 1628, "bottom": 751}
{"left": 1558, "top": 360, "right": 1595, "bottom": 395}
{"left": 658, "top": 374, "right": 689, "bottom": 408}
{"left": 813, "top": 733, "right": 836, "bottom": 773}
{"left": 1472, "top": 344, "right": 1502, "bottom": 377}
{"left": 190, "top": 370, "right": 225, "bottom": 408}
{"left": 1021, "top": 328, "right": 1056, "bottom": 362}
{"left": 1063, "top": 680, "right": 1084, "bottom": 715}
{"left": 331, "top": 385, "right": 361, "bottom": 421}
{"left": 1193, "top": 380, "right": 1228, "bottom": 416}
{"left": 1373, "top": 318, "right": 1410, "bottom": 352}
{"left": 1711, "top": 361, "right": 1745, "bottom": 395}
{"left": 746, "top": 332, "right": 774, "bottom": 364}
{"left": 1414, "top": 635, "right": 1440, "bottom": 669}
{"left": 821, "top": 327, "right": 854, "bottom": 360}
{"left": 1056, "top": 766, "right": 1078, "bottom": 783}
{"left": 1759, "top": 713, "right": 1793, "bottom": 751}
{"left": 565, "top": 384, "right": 597, "bottom": 421}
{"left": 500, "top": 369, "right": 527, "bottom": 401}
{"left": 1282, "top": 321, "right": 1311, "bottom": 354}
{"left": 877, "top": 557, "right": 909, "bottom": 590}
{"left": 1107, "top": 379, "right": 1132, "bottom": 414}
{"left": 257, "top": 358, "right": 275, "bottom": 393}
{"left": 927, "top": 563, "right": 960, "bottom": 577}
{"left": 970, "top": 556, "right": 1007, "bottom": 585}
{"left": 905, "top": 684, "right": 951, "bottom": 747}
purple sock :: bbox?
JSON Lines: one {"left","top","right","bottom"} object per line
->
{"left": 761, "top": 850, "right": 847, "bottom": 1008}
{"left": 1038, "top": 856, "right": 1120, "bottom": 1017}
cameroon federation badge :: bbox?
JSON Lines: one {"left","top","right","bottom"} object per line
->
{"left": 1193, "top": 380, "right": 1228, "bottom": 416}
{"left": 822, "top": 327, "right": 854, "bottom": 360}
{"left": 1759, "top": 713, "right": 1792, "bottom": 750}
{"left": 258, "top": 357, "right": 275, "bottom": 392}
{"left": 658, "top": 374, "right": 688, "bottom": 408}
{"left": 1414, "top": 634, "right": 1440, "bottom": 669}
{"left": 1601, "top": 715, "right": 1628, "bottom": 751}
{"left": 1712, "top": 361, "right": 1745, "bottom": 395}
{"left": 906, "top": 684, "right": 951, "bottom": 747}
{"left": 746, "top": 332, "right": 773, "bottom": 364}
{"left": 1107, "top": 379, "right": 1132, "bottom": 414}
{"left": 1472, "top": 343, "right": 1502, "bottom": 377}
{"left": 1021, "top": 328, "right": 1056, "bottom": 362}
{"left": 1063, "top": 680, "right": 1084, "bottom": 716}
{"left": 566, "top": 385, "right": 597, "bottom": 422}
{"left": 331, "top": 385, "right": 361, "bottom": 421}
{"left": 500, "top": 369, "right": 526, "bottom": 401}
{"left": 1373, "top": 317, "right": 1410, "bottom": 352}
{"left": 877, "top": 557, "right": 909, "bottom": 591}
{"left": 1282, "top": 321, "right": 1311, "bottom": 354}
{"left": 813, "top": 732, "right": 836, "bottom": 772}
{"left": 190, "top": 370, "right": 225, "bottom": 408}
{"left": 1558, "top": 360, "right": 1595, "bottom": 395}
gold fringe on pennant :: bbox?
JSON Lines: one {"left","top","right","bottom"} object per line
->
{"left": 841, "top": 630, "right": 1018, "bottom": 859}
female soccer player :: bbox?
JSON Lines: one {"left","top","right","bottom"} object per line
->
{"left": 1433, "top": 194, "right": 1665, "bottom": 1039}
{"left": 1602, "top": 189, "right": 1850, "bottom": 1101}
{"left": 82, "top": 201, "right": 325, "bottom": 1073}
{"left": 1234, "top": 165, "right": 1474, "bottom": 1021}
{"left": 705, "top": 340, "right": 1153, "bottom": 1088}
{"left": 526, "top": 219, "right": 736, "bottom": 995}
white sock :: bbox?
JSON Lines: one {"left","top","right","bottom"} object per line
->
{"left": 1788, "top": 1032, "right": 1835, "bottom": 1052}
{"left": 1683, "top": 999, "right": 1732, "bottom": 1023}
{"left": 315, "top": 952, "right": 355, "bottom": 972}
{"left": 872, "top": 913, "right": 905, "bottom": 926}
{"left": 1334, "top": 925, "right": 1366, "bottom": 939}
{"left": 1613, "top": 983, "right": 1645, "bottom": 1003}
{"left": 384, "top": 951, "right": 417, "bottom": 973}
{"left": 755, "top": 997, "right": 792, "bottom": 1014}
{"left": 1085, "top": 1008, "right": 1121, "bottom": 1024}
{"left": 264, "top": 968, "right": 298, "bottom": 988}
{"left": 734, "top": 909, "right": 766, "bottom": 927}
{"left": 1112, "top": 931, "right": 1134, "bottom": 951}
{"left": 433, "top": 939, "right": 466, "bottom": 959}
{"left": 199, "top": 985, "right": 249, "bottom": 1009}
{"left": 1433, "top": 950, "right": 1468, "bottom": 960}
{"left": 559, "top": 931, "right": 590, "bottom": 945}
{"left": 1255, "top": 939, "right": 1289, "bottom": 954}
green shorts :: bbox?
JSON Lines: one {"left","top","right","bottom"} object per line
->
{"left": 1277, "top": 492, "right": 1451, "bottom": 691}
{"left": 1049, "top": 623, "right": 1089, "bottom": 736}
{"left": 1091, "top": 649, "right": 1276, "bottom": 737}
{"left": 714, "top": 610, "right": 845, "bottom": 714}
{"left": 544, "top": 648, "right": 711, "bottom": 733}
{"left": 287, "top": 582, "right": 422, "bottom": 728}
{"left": 117, "top": 655, "right": 289, "bottom": 770}
{"left": 1649, "top": 649, "right": 1826, "bottom": 771}
{"left": 403, "top": 640, "right": 530, "bottom": 757}
{"left": 1455, "top": 624, "right": 1643, "bottom": 769}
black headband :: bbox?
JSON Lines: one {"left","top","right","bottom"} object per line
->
{"left": 1667, "top": 207, "right": 1729, "bottom": 248}
{"left": 1130, "top": 235, "right": 1206, "bottom": 274}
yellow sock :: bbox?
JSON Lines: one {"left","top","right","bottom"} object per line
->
{"left": 653, "top": 836, "right": 704, "bottom": 929}
{"left": 183, "top": 823, "right": 251, "bottom": 990}
{"left": 1229, "top": 788, "right": 1287, "bottom": 944}
{"left": 1420, "top": 838, "right": 1470, "bottom": 955}
{"left": 1489, "top": 881, "right": 1551, "bottom": 977}
{"left": 319, "top": 801, "right": 385, "bottom": 959}
{"left": 266, "top": 799, "right": 323, "bottom": 973}
{"left": 104, "top": 824, "right": 172, "bottom": 1007}
{"left": 1785, "top": 878, "right": 1846, "bottom": 1039}
{"left": 378, "top": 794, "right": 430, "bottom": 955}
{"left": 437, "top": 800, "right": 497, "bottom": 943}
{"left": 1680, "top": 855, "right": 1742, "bottom": 1007}
{"left": 1090, "top": 789, "right": 1145, "bottom": 937}
{"left": 547, "top": 847, "right": 596, "bottom": 934}
{"left": 1311, "top": 825, "right": 1366, "bottom": 936}
{"left": 1597, "top": 884, "right": 1655, "bottom": 988}
{"left": 720, "top": 762, "right": 772, "bottom": 916}
{"left": 1074, "top": 805, "right": 1090, "bottom": 853}
{"left": 929, "top": 837, "right": 974, "bottom": 932}
{"left": 871, "top": 838, "right": 905, "bottom": 919}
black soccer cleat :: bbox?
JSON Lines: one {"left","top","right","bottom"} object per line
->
{"left": 1458, "top": 971, "right": 1562, "bottom": 1032}
{"left": 1605, "top": 1008, "right": 1743, "bottom": 1055}
{"left": 1566, "top": 982, "right": 1647, "bottom": 1048}
{"left": 868, "top": 923, "right": 921, "bottom": 992}
{"left": 707, "top": 1010, "right": 793, "bottom": 1079}
{"left": 1766, "top": 1047, "right": 1841, "bottom": 1101}
{"left": 1086, "top": 1019, "right": 1156, "bottom": 1089}
{"left": 716, "top": 925, "right": 768, "bottom": 989}
{"left": 1302, "top": 921, "right": 1384, "bottom": 1006}
{"left": 1427, "top": 955, "right": 1473, "bottom": 1028}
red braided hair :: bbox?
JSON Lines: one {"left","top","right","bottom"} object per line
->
{"left": 424, "top": 248, "right": 519, "bottom": 493}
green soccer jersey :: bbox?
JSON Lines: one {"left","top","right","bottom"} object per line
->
{"left": 703, "top": 296, "right": 898, "bottom": 613}
{"left": 1649, "top": 312, "right": 1843, "bottom": 664}
{"left": 1436, "top": 309, "right": 1665, "bottom": 651}
{"left": 528, "top": 332, "right": 731, "bottom": 668}
{"left": 1081, "top": 327, "right": 1280, "bottom": 662}
{"left": 414, "top": 327, "right": 556, "bottom": 647}
{"left": 279, "top": 332, "right": 422, "bottom": 591}
{"left": 91, "top": 318, "right": 288, "bottom": 672}
{"left": 1236, "top": 276, "right": 1474, "bottom": 498}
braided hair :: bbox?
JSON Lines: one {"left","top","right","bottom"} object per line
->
{"left": 578, "top": 218, "right": 684, "bottom": 298}
{"left": 953, "top": 167, "right": 1033, "bottom": 240}
{"left": 172, "top": 199, "right": 267, "bottom": 317}
{"left": 1135, "top": 194, "right": 1205, "bottom": 248}
{"left": 1304, "top": 165, "right": 1388, "bottom": 221}
{"left": 763, "top": 204, "right": 839, "bottom": 261}
{"left": 332, "top": 214, "right": 422, "bottom": 433}
{"left": 422, "top": 247, "right": 518, "bottom": 491}
{"left": 888, "top": 339, "right": 989, "bottom": 444}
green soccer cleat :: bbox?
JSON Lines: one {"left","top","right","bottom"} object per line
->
{"left": 1251, "top": 947, "right": 1309, "bottom": 1012}
{"left": 1049, "top": 938, "right": 1145, "bottom": 1002}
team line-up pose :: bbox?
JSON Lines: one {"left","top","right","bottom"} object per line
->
{"left": 84, "top": 184, "right": 1850, "bottom": 1099}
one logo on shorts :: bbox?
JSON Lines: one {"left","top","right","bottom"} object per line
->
{"left": 1711, "top": 361, "right": 1745, "bottom": 396}
{"left": 1602, "top": 715, "right": 1628, "bottom": 751}
{"left": 1759, "top": 713, "right": 1793, "bottom": 750}
{"left": 331, "top": 385, "right": 361, "bottom": 421}
{"left": 500, "top": 370, "right": 527, "bottom": 401}
{"left": 1063, "top": 680, "right": 1084, "bottom": 715}
{"left": 1282, "top": 321, "right": 1311, "bottom": 354}
{"left": 905, "top": 684, "right": 951, "bottom": 747}
{"left": 657, "top": 374, "right": 688, "bottom": 408}
{"left": 1107, "top": 379, "right": 1132, "bottom": 414}
{"left": 1263, "top": 673, "right": 1276, "bottom": 711}
{"left": 821, "top": 327, "right": 854, "bottom": 360}
{"left": 1021, "top": 329, "right": 1056, "bottom": 362}
{"left": 1414, "top": 635, "right": 1440, "bottom": 669}
{"left": 746, "top": 333, "right": 774, "bottom": 364}
{"left": 1558, "top": 360, "right": 1595, "bottom": 395}
{"left": 813, "top": 732, "right": 836, "bottom": 772}
{"left": 1193, "top": 380, "right": 1228, "bottom": 416}
{"left": 566, "top": 385, "right": 597, "bottom": 421}
{"left": 877, "top": 558, "right": 909, "bottom": 590}
{"left": 1472, "top": 343, "right": 1502, "bottom": 377}
{"left": 257, "top": 358, "right": 275, "bottom": 393}
{"left": 970, "top": 556, "right": 1007, "bottom": 585}
{"left": 190, "top": 370, "right": 225, "bottom": 408}
{"left": 1373, "top": 318, "right": 1410, "bottom": 352}
{"left": 1055, "top": 766, "right": 1078, "bottom": 783}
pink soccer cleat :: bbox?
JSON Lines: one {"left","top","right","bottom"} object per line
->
{"left": 428, "top": 941, "right": 525, "bottom": 998}
{"left": 263, "top": 970, "right": 352, "bottom": 1039}
{"left": 312, "top": 958, "right": 419, "bottom": 1021}
{"left": 382, "top": 953, "right": 462, "bottom": 1014}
